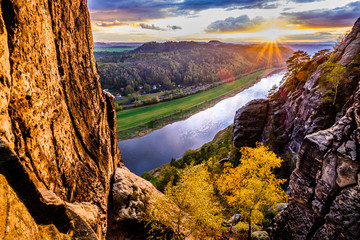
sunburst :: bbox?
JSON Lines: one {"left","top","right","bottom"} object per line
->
{"left": 250, "top": 38, "right": 290, "bottom": 71}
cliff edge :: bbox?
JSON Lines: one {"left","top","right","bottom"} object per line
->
{"left": 233, "top": 17, "right": 360, "bottom": 239}
{"left": 0, "top": 0, "right": 157, "bottom": 239}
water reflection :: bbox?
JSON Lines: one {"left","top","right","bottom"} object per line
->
{"left": 119, "top": 72, "right": 284, "bottom": 175}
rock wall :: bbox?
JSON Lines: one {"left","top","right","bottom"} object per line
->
{"left": 0, "top": 0, "right": 129, "bottom": 239}
{"left": 234, "top": 18, "right": 360, "bottom": 155}
{"left": 233, "top": 18, "right": 360, "bottom": 239}
{"left": 233, "top": 99, "right": 269, "bottom": 148}
{"left": 272, "top": 100, "right": 360, "bottom": 239}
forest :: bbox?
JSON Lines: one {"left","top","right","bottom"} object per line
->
{"left": 94, "top": 41, "right": 293, "bottom": 95}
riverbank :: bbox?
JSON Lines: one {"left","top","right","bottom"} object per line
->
{"left": 148, "top": 124, "right": 234, "bottom": 179}
{"left": 117, "top": 67, "right": 284, "bottom": 140}
{"left": 119, "top": 72, "right": 285, "bottom": 174}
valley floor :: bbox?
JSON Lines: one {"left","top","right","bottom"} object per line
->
{"left": 117, "top": 68, "right": 283, "bottom": 140}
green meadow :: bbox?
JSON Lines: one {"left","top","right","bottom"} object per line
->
{"left": 117, "top": 70, "right": 265, "bottom": 139}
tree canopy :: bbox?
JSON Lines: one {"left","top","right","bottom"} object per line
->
{"left": 143, "top": 165, "right": 225, "bottom": 240}
{"left": 217, "top": 144, "right": 287, "bottom": 238}
{"left": 95, "top": 42, "right": 293, "bottom": 94}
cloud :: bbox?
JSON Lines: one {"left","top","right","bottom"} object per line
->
{"left": 88, "top": 0, "right": 171, "bottom": 11}
{"left": 140, "top": 23, "right": 166, "bottom": 31}
{"left": 88, "top": 0, "right": 278, "bottom": 21}
{"left": 227, "top": 1, "right": 279, "bottom": 10}
{"left": 88, "top": 0, "right": 277, "bottom": 11}
{"left": 138, "top": 24, "right": 183, "bottom": 31}
{"left": 167, "top": 25, "right": 182, "bottom": 30}
{"left": 177, "top": 0, "right": 278, "bottom": 11}
{"left": 205, "top": 15, "right": 265, "bottom": 33}
{"left": 282, "top": 1, "right": 360, "bottom": 28}
{"left": 94, "top": 20, "right": 127, "bottom": 27}
{"left": 89, "top": 8, "right": 170, "bottom": 22}
{"left": 290, "top": 0, "right": 325, "bottom": 2}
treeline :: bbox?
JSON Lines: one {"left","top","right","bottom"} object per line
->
{"left": 94, "top": 41, "right": 293, "bottom": 94}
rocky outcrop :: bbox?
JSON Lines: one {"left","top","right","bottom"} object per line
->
{"left": 233, "top": 99, "right": 269, "bottom": 147}
{"left": 0, "top": 174, "right": 71, "bottom": 240}
{"left": 233, "top": 18, "right": 360, "bottom": 239}
{"left": 233, "top": 19, "right": 360, "bottom": 155}
{"left": 251, "top": 231, "right": 270, "bottom": 240}
{"left": 0, "top": 0, "right": 118, "bottom": 237}
{"left": 236, "top": 18, "right": 360, "bottom": 240}
{"left": 107, "top": 167, "right": 161, "bottom": 240}
{"left": 272, "top": 101, "right": 360, "bottom": 239}
{"left": 271, "top": 18, "right": 360, "bottom": 240}
{"left": 0, "top": 0, "right": 157, "bottom": 239}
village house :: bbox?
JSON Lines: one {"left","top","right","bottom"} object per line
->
{"left": 115, "top": 94, "right": 122, "bottom": 100}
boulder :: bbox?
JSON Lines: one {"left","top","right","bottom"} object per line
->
{"left": 251, "top": 231, "right": 270, "bottom": 240}
{"left": 233, "top": 99, "right": 269, "bottom": 148}
{"left": 107, "top": 167, "right": 162, "bottom": 239}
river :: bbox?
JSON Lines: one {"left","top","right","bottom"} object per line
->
{"left": 119, "top": 72, "right": 284, "bottom": 175}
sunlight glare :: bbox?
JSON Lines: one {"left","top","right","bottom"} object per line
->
{"left": 260, "top": 28, "right": 283, "bottom": 41}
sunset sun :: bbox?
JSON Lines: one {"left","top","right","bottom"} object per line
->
{"left": 259, "top": 27, "right": 286, "bottom": 42}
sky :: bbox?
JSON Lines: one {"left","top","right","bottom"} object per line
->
{"left": 87, "top": 0, "right": 360, "bottom": 43}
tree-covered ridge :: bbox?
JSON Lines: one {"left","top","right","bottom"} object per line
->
{"left": 94, "top": 41, "right": 293, "bottom": 93}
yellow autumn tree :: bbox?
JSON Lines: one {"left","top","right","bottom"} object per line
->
{"left": 217, "top": 143, "right": 287, "bottom": 239}
{"left": 143, "top": 165, "right": 225, "bottom": 240}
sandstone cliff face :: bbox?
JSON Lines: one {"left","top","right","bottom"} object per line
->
{"left": 0, "top": 0, "right": 127, "bottom": 239}
{"left": 233, "top": 18, "right": 360, "bottom": 239}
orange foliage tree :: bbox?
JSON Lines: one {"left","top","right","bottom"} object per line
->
{"left": 217, "top": 143, "right": 287, "bottom": 239}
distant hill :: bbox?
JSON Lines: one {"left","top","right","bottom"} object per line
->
{"left": 282, "top": 42, "right": 335, "bottom": 56}
{"left": 94, "top": 41, "right": 293, "bottom": 94}
{"left": 94, "top": 42, "right": 143, "bottom": 48}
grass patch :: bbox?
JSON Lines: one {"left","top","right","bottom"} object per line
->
{"left": 117, "top": 70, "right": 265, "bottom": 140}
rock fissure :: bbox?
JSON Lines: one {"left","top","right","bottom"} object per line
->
{"left": 50, "top": 120, "right": 66, "bottom": 190}
{"left": 1, "top": 0, "right": 15, "bottom": 53}
{"left": 306, "top": 217, "right": 324, "bottom": 240}
{"left": 3, "top": 185, "right": 10, "bottom": 238}
{"left": 60, "top": 80, "right": 102, "bottom": 173}
{"left": 0, "top": 140, "right": 70, "bottom": 230}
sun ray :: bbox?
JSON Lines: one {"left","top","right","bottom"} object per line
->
{"left": 273, "top": 41, "right": 285, "bottom": 64}
{"left": 267, "top": 41, "right": 274, "bottom": 68}
{"left": 251, "top": 42, "right": 270, "bottom": 72}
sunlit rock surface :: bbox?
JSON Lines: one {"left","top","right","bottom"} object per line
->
{"left": 107, "top": 167, "right": 163, "bottom": 240}
{"left": 0, "top": 0, "right": 157, "bottom": 239}
{"left": 233, "top": 17, "right": 360, "bottom": 239}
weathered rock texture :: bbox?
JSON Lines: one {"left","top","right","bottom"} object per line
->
{"left": 233, "top": 18, "right": 360, "bottom": 155}
{"left": 0, "top": 0, "right": 146, "bottom": 239}
{"left": 233, "top": 18, "right": 360, "bottom": 239}
{"left": 0, "top": 174, "right": 72, "bottom": 240}
{"left": 107, "top": 167, "right": 161, "bottom": 240}
{"left": 233, "top": 99, "right": 269, "bottom": 147}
